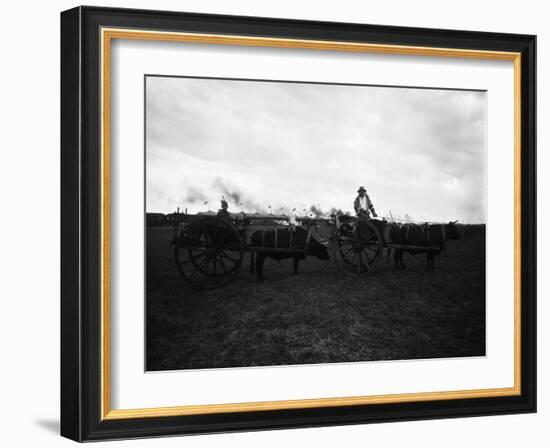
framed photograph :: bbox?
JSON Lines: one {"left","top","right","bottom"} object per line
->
{"left": 61, "top": 6, "right": 536, "bottom": 442}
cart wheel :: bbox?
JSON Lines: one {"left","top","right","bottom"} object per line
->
{"left": 334, "top": 219, "right": 383, "bottom": 275}
{"left": 174, "top": 216, "right": 243, "bottom": 289}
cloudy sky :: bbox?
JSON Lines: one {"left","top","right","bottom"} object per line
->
{"left": 146, "top": 76, "right": 487, "bottom": 223}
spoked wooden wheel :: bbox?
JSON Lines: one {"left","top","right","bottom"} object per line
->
{"left": 334, "top": 219, "right": 383, "bottom": 275}
{"left": 174, "top": 216, "right": 243, "bottom": 289}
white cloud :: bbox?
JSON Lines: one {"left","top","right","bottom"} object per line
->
{"left": 146, "top": 76, "right": 487, "bottom": 223}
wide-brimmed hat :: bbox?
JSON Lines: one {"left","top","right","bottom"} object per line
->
{"left": 357, "top": 186, "right": 367, "bottom": 193}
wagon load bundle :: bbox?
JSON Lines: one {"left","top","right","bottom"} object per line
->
{"left": 387, "top": 221, "right": 461, "bottom": 269}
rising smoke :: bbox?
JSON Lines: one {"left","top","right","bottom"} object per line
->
{"left": 184, "top": 186, "right": 207, "bottom": 204}
{"left": 184, "top": 178, "right": 348, "bottom": 216}
{"left": 211, "top": 178, "right": 266, "bottom": 212}
{"left": 309, "top": 204, "right": 326, "bottom": 218}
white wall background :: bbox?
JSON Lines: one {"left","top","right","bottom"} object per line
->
{"left": 0, "top": 0, "right": 546, "bottom": 446}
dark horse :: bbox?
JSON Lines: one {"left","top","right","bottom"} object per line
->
{"left": 250, "top": 226, "right": 330, "bottom": 281}
{"left": 388, "top": 221, "right": 461, "bottom": 269}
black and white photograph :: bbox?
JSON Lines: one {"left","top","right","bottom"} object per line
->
{"left": 145, "top": 75, "right": 487, "bottom": 371}
{"left": 53, "top": 3, "right": 540, "bottom": 443}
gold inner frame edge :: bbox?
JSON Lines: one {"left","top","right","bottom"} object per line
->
{"left": 100, "top": 27, "right": 522, "bottom": 421}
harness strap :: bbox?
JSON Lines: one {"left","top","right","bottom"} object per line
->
{"left": 425, "top": 223, "right": 430, "bottom": 244}
{"left": 257, "top": 227, "right": 306, "bottom": 252}
{"left": 304, "top": 231, "right": 312, "bottom": 256}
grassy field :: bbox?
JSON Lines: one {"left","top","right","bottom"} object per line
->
{"left": 146, "top": 224, "right": 486, "bottom": 371}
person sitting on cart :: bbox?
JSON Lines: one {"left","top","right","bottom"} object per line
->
{"left": 217, "top": 198, "right": 231, "bottom": 220}
{"left": 354, "top": 186, "right": 377, "bottom": 240}
{"left": 354, "top": 186, "right": 377, "bottom": 219}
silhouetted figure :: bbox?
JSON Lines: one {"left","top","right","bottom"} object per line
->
{"left": 217, "top": 198, "right": 231, "bottom": 220}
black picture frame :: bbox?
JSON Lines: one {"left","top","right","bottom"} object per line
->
{"left": 61, "top": 5, "right": 536, "bottom": 442}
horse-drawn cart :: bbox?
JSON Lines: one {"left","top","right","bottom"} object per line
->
{"left": 171, "top": 209, "right": 391, "bottom": 289}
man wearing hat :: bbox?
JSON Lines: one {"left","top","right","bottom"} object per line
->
{"left": 354, "top": 186, "right": 377, "bottom": 219}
